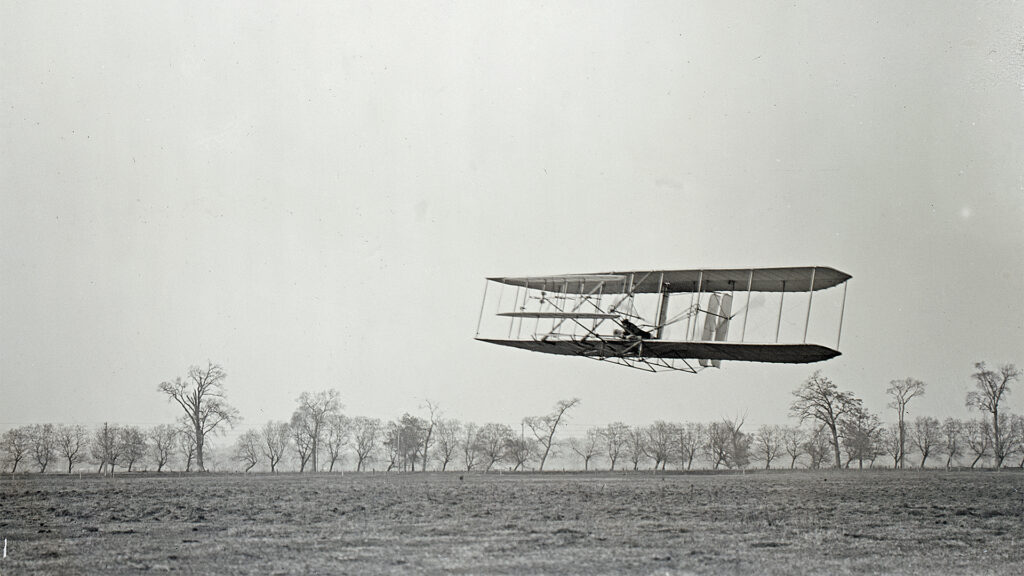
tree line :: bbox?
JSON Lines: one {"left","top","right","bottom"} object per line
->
{"left": 1, "top": 361, "right": 1020, "bottom": 474}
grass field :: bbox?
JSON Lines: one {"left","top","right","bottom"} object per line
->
{"left": 1, "top": 470, "right": 1021, "bottom": 575}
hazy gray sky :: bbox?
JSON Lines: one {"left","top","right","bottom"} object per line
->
{"left": 2, "top": 2, "right": 1022, "bottom": 439}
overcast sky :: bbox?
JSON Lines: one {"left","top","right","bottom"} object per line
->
{"left": 2, "top": 1, "right": 1022, "bottom": 440}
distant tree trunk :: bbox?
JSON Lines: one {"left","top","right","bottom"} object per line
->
{"left": 828, "top": 423, "right": 842, "bottom": 469}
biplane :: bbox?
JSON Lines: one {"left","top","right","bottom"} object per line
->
{"left": 475, "top": 266, "right": 850, "bottom": 373}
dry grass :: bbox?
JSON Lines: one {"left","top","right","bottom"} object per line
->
{"left": 1, "top": 469, "right": 1021, "bottom": 574}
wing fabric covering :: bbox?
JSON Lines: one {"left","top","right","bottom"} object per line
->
{"left": 491, "top": 267, "right": 851, "bottom": 294}
{"left": 477, "top": 339, "right": 841, "bottom": 364}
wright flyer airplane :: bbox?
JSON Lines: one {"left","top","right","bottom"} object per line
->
{"left": 475, "top": 266, "right": 851, "bottom": 373}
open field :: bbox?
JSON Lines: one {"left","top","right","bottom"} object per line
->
{"left": 1, "top": 470, "right": 1021, "bottom": 575}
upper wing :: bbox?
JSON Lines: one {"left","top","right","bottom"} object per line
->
{"left": 489, "top": 267, "right": 850, "bottom": 294}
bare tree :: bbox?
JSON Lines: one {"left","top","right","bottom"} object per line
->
{"left": 568, "top": 429, "right": 602, "bottom": 471}
{"left": 755, "top": 424, "right": 783, "bottom": 469}
{"left": 177, "top": 423, "right": 196, "bottom": 471}
{"left": 941, "top": 418, "right": 964, "bottom": 469}
{"left": 1009, "top": 414, "right": 1024, "bottom": 467}
{"left": 790, "top": 371, "right": 863, "bottom": 468}
{"left": 645, "top": 421, "right": 675, "bottom": 470}
{"left": 158, "top": 362, "right": 239, "bottom": 472}
{"left": 876, "top": 422, "right": 901, "bottom": 467}
{"left": 600, "top": 422, "right": 630, "bottom": 470}
{"left": 91, "top": 423, "right": 122, "bottom": 474}
{"left": 804, "top": 426, "right": 831, "bottom": 469}
{"left": 56, "top": 424, "right": 90, "bottom": 473}
{"left": 712, "top": 417, "right": 750, "bottom": 469}
{"left": 290, "top": 413, "right": 314, "bottom": 472}
{"left": 324, "top": 414, "right": 350, "bottom": 472}
{"left": 505, "top": 436, "right": 535, "bottom": 471}
{"left": 909, "top": 416, "right": 942, "bottom": 469}
{"left": 965, "top": 362, "right": 1020, "bottom": 467}
{"left": 477, "top": 423, "right": 513, "bottom": 471}
{"left": 840, "top": 407, "right": 884, "bottom": 469}
{"left": 434, "top": 418, "right": 462, "bottom": 471}
{"left": 119, "top": 426, "right": 148, "bottom": 472}
{"left": 626, "top": 426, "right": 648, "bottom": 470}
{"left": 705, "top": 422, "right": 728, "bottom": 469}
{"left": 420, "top": 400, "right": 439, "bottom": 471}
{"left": 149, "top": 424, "right": 178, "bottom": 472}
{"left": 460, "top": 422, "right": 481, "bottom": 471}
{"left": 389, "top": 413, "right": 428, "bottom": 471}
{"left": 781, "top": 427, "right": 806, "bottom": 469}
{"left": 29, "top": 424, "right": 57, "bottom": 473}
{"left": 260, "top": 421, "right": 291, "bottom": 473}
{"left": 523, "top": 398, "right": 580, "bottom": 471}
{"left": 351, "top": 416, "right": 381, "bottom": 471}
{"left": 886, "top": 377, "right": 926, "bottom": 469}
{"left": 291, "top": 389, "right": 343, "bottom": 472}
{"left": 676, "top": 422, "right": 704, "bottom": 471}
{"left": 234, "top": 429, "right": 261, "bottom": 472}
{"left": 963, "top": 419, "right": 992, "bottom": 468}
{"left": 1, "top": 426, "right": 31, "bottom": 473}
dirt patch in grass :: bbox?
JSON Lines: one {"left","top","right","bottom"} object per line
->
{"left": 1, "top": 470, "right": 1021, "bottom": 574}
